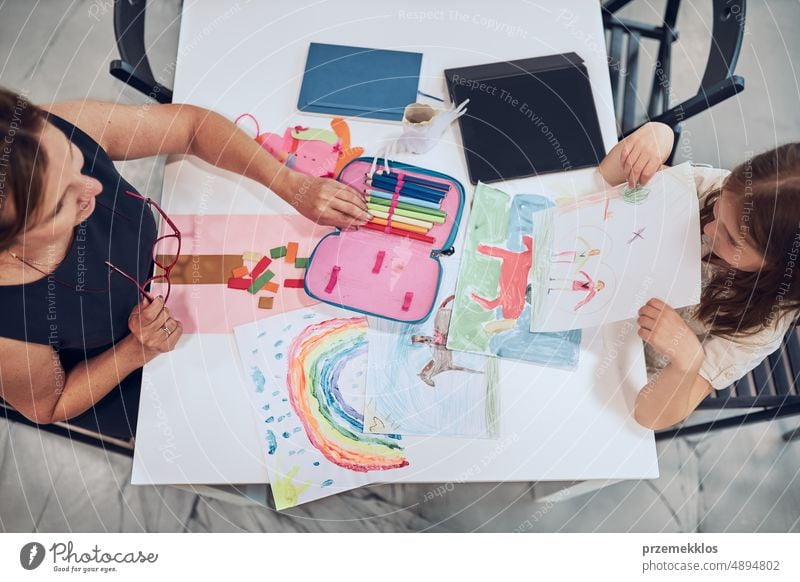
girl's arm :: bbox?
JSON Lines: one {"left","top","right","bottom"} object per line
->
{"left": 43, "top": 101, "right": 372, "bottom": 229}
{"left": 599, "top": 121, "right": 675, "bottom": 188}
{"left": 635, "top": 298, "right": 713, "bottom": 429}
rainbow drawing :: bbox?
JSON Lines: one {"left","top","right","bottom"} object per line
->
{"left": 286, "top": 317, "right": 409, "bottom": 472}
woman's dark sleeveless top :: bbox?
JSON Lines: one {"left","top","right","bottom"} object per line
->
{"left": 0, "top": 114, "right": 158, "bottom": 439}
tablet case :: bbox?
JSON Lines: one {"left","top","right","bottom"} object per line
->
{"left": 304, "top": 158, "right": 464, "bottom": 323}
{"left": 298, "top": 42, "right": 423, "bottom": 122}
{"left": 445, "top": 52, "right": 606, "bottom": 184}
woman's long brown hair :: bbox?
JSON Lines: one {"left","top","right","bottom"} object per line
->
{"left": 697, "top": 143, "right": 800, "bottom": 337}
{"left": 0, "top": 87, "right": 48, "bottom": 252}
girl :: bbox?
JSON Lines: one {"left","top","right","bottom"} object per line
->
{"left": 599, "top": 121, "right": 800, "bottom": 430}
{"left": 0, "top": 88, "right": 371, "bottom": 430}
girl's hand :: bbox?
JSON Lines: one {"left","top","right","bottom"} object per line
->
{"left": 637, "top": 298, "right": 704, "bottom": 372}
{"left": 618, "top": 122, "right": 674, "bottom": 188}
{"left": 279, "top": 172, "right": 372, "bottom": 228}
{"left": 128, "top": 296, "right": 183, "bottom": 360}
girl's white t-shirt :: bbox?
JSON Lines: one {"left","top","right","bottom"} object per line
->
{"left": 644, "top": 164, "right": 797, "bottom": 390}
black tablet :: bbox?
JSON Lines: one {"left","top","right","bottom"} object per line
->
{"left": 445, "top": 53, "right": 607, "bottom": 184}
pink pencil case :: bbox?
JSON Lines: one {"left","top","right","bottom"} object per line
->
{"left": 304, "top": 157, "right": 465, "bottom": 323}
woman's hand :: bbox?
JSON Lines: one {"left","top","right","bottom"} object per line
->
{"left": 637, "top": 298, "right": 703, "bottom": 372}
{"left": 618, "top": 122, "right": 674, "bottom": 188}
{"left": 277, "top": 171, "right": 373, "bottom": 228}
{"left": 127, "top": 296, "right": 183, "bottom": 362}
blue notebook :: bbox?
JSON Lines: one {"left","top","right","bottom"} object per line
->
{"left": 298, "top": 43, "right": 422, "bottom": 122}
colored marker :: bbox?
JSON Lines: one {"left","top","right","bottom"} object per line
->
{"left": 367, "top": 178, "right": 443, "bottom": 202}
{"left": 367, "top": 202, "right": 445, "bottom": 223}
{"left": 376, "top": 171, "right": 450, "bottom": 192}
{"left": 362, "top": 221, "right": 435, "bottom": 243}
{"left": 368, "top": 196, "right": 447, "bottom": 218}
{"left": 367, "top": 208, "right": 434, "bottom": 230}
{"left": 369, "top": 216, "right": 429, "bottom": 235}
{"left": 366, "top": 189, "right": 442, "bottom": 210}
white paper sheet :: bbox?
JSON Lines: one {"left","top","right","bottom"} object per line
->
{"left": 233, "top": 306, "right": 408, "bottom": 509}
{"left": 530, "top": 163, "right": 701, "bottom": 332}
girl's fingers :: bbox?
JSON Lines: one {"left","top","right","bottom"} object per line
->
{"left": 640, "top": 158, "right": 660, "bottom": 185}
{"left": 637, "top": 316, "right": 655, "bottom": 331}
{"left": 638, "top": 304, "right": 661, "bottom": 320}
{"left": 625, "top": 149, "right": 644, "bottom": 188}
{"left": 619, "top": 139, "right": 635, "bottom": 169}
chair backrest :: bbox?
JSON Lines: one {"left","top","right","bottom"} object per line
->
{"left": 700, "top": 0, "right": 746, "bottom": 90}
{"left": 114, "top": 0, "right": 153, "bottom": 80}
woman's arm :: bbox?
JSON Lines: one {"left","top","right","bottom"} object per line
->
{"left": 43, "top": 101, "right": 371, "bottom": 228}
{"left": 599, "top": 121, "right": 675, "bottom": 188}
{"left": 635, "top": 298, "right": 713, "bottom": 429}
{"left": 0, "top": 297, "right": 179, "bottom": 424}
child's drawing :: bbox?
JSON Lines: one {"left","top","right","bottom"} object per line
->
{"left": 410, "top": 296, "right": 482, "bottom": 387}
{"left": 447, "top": 183, "right": 581, "bottom": 367}
{"left": 470, "top": 235, "right": 533, "bottom": 320}
{"left": 627, "top": 227, "right": 646, "bottom": 244}
{"left": 547, "top": 271, "right": 606, "bottom": 311}
{"left": 234, "top": 307, "right": 408, "bottom": 510}
{"left": 551, "top": 235, "right": 601, "bottom": 268}
{"left": 529, "top": 163, "right": 702, "bottom": 332}
{"left": 366, "top": 261, "right": 500, "bottom": 438}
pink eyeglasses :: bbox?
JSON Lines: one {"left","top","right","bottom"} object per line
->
{"left": 105, "top": 190, "right": 182, "bottom": 303}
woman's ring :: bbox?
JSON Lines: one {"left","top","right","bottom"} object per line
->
{"left": 162, "top": 324, "right": 172, "bottom": 338}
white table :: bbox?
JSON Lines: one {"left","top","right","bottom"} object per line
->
{"left": 132, "top": 0, "right": 658, "bottom": 486}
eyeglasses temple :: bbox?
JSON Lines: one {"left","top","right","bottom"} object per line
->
{"left": 105, "top": 260, "right": 155, "bottom": 302}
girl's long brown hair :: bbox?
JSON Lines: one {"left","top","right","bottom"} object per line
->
{"left": 697, "top": 143, "right": 800, "bottom": 337}
{"left": 0, "top": 87, "right": 48, "bottom": 252}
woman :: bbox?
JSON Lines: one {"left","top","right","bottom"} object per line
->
{"left": 599, "top": 121, "right": 800, "bottom": 430}
{"left": 0, "top": 87, "right": 371, "bottom": 430}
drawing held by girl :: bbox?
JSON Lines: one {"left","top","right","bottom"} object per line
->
{"left": 598, "top": 121, "right": 800, "bottom": 430}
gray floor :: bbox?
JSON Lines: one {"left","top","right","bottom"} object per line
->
{"left": 1, "top": 0, "right": 799, "bottom": 532}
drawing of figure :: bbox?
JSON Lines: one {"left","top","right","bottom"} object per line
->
{"left": 551, "top": 235, "right": 601, "bottom": 269}
{"left": 411, "top": 296, "right": 482, "bottom": 387}
{"left": 469, "top": 235, "right": 533, "bottom": 320}
{"left": 548, "top": 270, "right": 605, "bottom": 311}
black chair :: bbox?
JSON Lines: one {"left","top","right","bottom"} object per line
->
{"left": 603, "top": 0, "right": 746, "bottom": 158}
{"left": 657, "top": 327, "right": 800, "bottom": 442}
{"left": 109, "top": 0, "right": 173, "bottom": 103}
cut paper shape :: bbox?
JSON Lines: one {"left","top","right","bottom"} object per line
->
{"left": 283, "top": 279, "right": 305, "bottom": 288}
{"left": 250, "top": 256, "right": 272, "bottom": 279}
{"left": 263, "top": 281, "right": 280, "bottom": 293}
{"left": 446, "top": 183, "right": 581, "bottom": 367}
{"left": 258, "top": 296, "right": 274, "bottom": 309}
{"left": 270, "top": 246, "right": 287, "bottom": 259}
{"left": 156, "top": 254, "right": 245, "bottom": 284}
{"left": 149, "top": 214, "right": 329, "bottom": 333}
{"left": 243, "top": 251, "right": 263, "bottom": 262}
{"left": 294, "top": 257, "right": 309, "bottom": 268}
{"left": 227, "top": 277, "right": 251, "bottom": 290}
{"left": 366, "top": 260, "right": 499, "bottom": 438}
{"left": 247, "top": 270, "right": 275, "bottom": 294}
{"left": 231, "top": 265, "right": 249, "bottom": 278}
{"left": 234, "top": 307, "right": 409, "bottom": 510}
{"left": 529, "top": 163, "right": 701, "bottom": 332}
{"left": 235, "top": 114, "right": 364, "bottom": 178}
{"left": 285, "top": 242, "right": 299, "bottom": 264}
